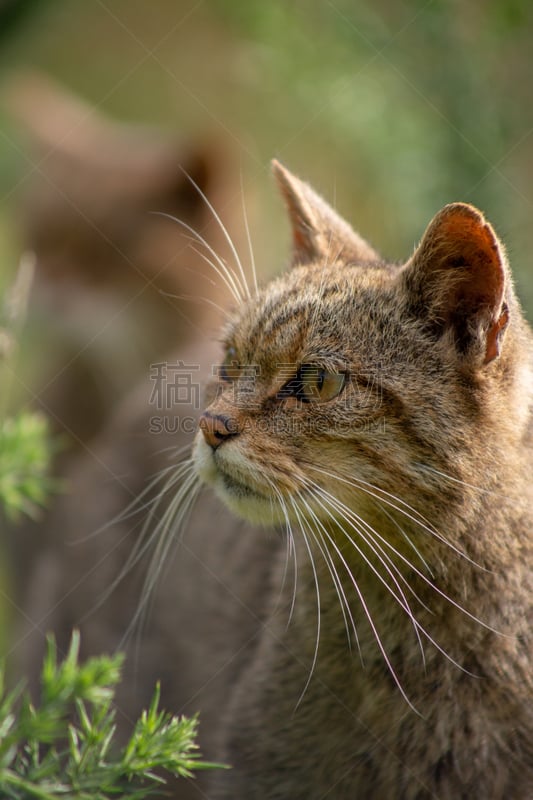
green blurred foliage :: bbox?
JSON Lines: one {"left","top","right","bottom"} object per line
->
{"left": 0, "top": 411, "right": 55, "bottom": 520}
{"left": 0, "top": 254, "right": 55, "bottom": 521}
{"left": 0, "top": 0, "right": 531, "bottom": 309}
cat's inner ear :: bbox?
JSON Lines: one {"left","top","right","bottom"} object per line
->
{"left": 271, "top": 159, "right": 379, "bottom": 266}
{"left": 403, "top": 202, "right": 510, "bottom": 365}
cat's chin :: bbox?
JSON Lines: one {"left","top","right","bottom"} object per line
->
{"left": 213, "top": 483, "right": 286, "bottom": 527}
{"left": 208, "top": 470, "right": 289, "bottom": 527}
{"left": 204, "top": 469, "right": 287, "bottom": 527}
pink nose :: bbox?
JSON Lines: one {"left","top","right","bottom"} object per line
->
{"left": 200, "top": 411, "right": 238, "bottom": 450}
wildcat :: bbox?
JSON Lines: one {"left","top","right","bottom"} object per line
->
{"left": 190, "top": 161, "right": 533, "bottom": 798}
{"left": 10, "top": 161, "right": 533, "bottom": 799}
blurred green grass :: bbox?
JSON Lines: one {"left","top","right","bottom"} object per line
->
{"left": 0, "top": 0, "right": 531, "bottom": 312}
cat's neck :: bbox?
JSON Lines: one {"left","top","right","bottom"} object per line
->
{"left": 288, "top": 464, "right": 531, "bottom": 667}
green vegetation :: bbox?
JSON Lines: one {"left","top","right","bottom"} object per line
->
{"left": 0, "top": 632, "right": 221, "bottom": 799}
{"left": 0, "top": 256, "right": 218, "bottom": 799}
{"left": 0, "top": 411, "right": 55, "bottom": 521}
{"left": 0, "top": 255, "right": 55, "bottom": 520}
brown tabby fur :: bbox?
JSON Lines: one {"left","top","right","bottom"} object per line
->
{"left": 192, "top": 161, "right": 533, "bottom": 797}
{"left": 9, "top": 161, "right": 533, "bottom": 799}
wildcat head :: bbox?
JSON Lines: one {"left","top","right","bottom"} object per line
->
{"left": 193, "top": 161, "right": 527, "bottom": 546}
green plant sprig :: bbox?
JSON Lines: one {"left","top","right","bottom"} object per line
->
{"left": 0, "top": 412, "right": 57, "bottom": 521}
{"left": 0, "top": 632, "right": 223, "bottom": 799}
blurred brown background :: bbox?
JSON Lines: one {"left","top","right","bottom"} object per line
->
{"left": 1, "top": 0, "right": 532, "bottom": 659}
{"left": 0, "top": 7, "right": 532, "bottom": 791}
{"left": 0, "top": 0, "right": 532, "bottom": 305}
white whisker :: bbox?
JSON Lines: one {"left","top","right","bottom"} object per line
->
{"left": 416, "top": 463, "right": 501, "bottom": 497}
{"left": 306, "top": 477, "right": 506, "bottom": 643}
{"left": 376, "top": 502, "right": 435, "bottom": 578}
{"left": 297, "top": 487, "right": 421, "bottom": 713}
{"left": 152, "top": 212, "right": 245, "bottom": 303}
{"left": 184, "top": 238, "right": 245, "bottom": 305}
{"left": 159, "top": 290, "right": 232, "bottom": 321}
{"left": 266, "top": 478, "right": 299, "bottom": 627}
{"left": 305, "top": 482, "right": 427, "bottom": 674}
{"left": 297, "top": 493, "right": 360, "bottom": 659}
{"left": 309, "top": 464, "right": 487, "bottom": 571}
{"left": 121, "top": 467, "right": 201, "bottom": 647}
{"left": 240, "top": 169, "right": 259, "bottom": 296}
{"left": 75, "top": 459, "right": 195, "bottom": 628}
{"left": 178, "top": 166, "right": 251, "bottom": 300}
{"left": 67, "top": 456, "right": 185, "bottom": 546}
{"left": 289, "top": 497, "right": 321, "bottom": 710}
{"left": 311, "top": 481, "right": 433, "bottom": 616}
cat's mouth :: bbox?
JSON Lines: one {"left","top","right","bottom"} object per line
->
{"left": 194, "top": 434, "right": 270, "bottom": 495}
{"left": 193, "top": 433, "right": 317, "bottom": 526}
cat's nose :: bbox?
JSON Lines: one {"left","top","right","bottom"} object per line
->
{"left": 200, "top": 411, "right": 238, "bottom": 450}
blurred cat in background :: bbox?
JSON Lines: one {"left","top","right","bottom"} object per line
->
{"left": 3, "top": 77, "right": 238, "bottom": 746}
{"left": 6, "top": 72, "right": 235, "bottom": 443}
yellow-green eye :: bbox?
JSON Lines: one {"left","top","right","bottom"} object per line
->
{"left": 279, "top": 364, "right": 346, "bottom": 403}
{"left": 219, "top": 347, "right": 243, "bottom": 381}
{"left": 300, "top": 364, "right": 346, "bottom": 402}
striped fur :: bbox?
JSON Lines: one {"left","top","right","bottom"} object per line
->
{"left": 192, "top": 162, "right": 533, "bottom": 798}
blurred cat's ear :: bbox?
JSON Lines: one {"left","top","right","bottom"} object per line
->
{"left": 272, "top": 160, "right": 379, "bottom": 266}
{"left": 152, "top": 147, "right": 214, "bottom": 217}
{"left": 403, "top": 203, "right": 510, "bottom": 365}
{"left": 4, "top": 71, "right": 215, "bottom": 210}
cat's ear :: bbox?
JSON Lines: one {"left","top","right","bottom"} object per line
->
{"left": 403, "top": 203, "right": 510, "bottom": 366}
{"left": 272, "top": 160, "right": 379, "bottom": 266}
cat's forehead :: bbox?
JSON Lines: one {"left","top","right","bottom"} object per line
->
{"left": 226, "top": 262, "right": 395, "bottom": 366}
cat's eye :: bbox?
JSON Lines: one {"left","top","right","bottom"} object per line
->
{"left": 278, "top": 364, "right": 346, "bottom": 403}
{"left": 219, "top": 347, "right": 243, "bottom": 382}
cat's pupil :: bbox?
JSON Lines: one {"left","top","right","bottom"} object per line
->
{"left": 299, "top": 364, "right": 323, "bottom": 402}
{"left": 278, "top": 364, "right": 345, "bottom": 404}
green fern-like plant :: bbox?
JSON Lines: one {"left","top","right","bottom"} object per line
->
{"left": 0, "top": 632, "right": 223, "bottom": 799}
